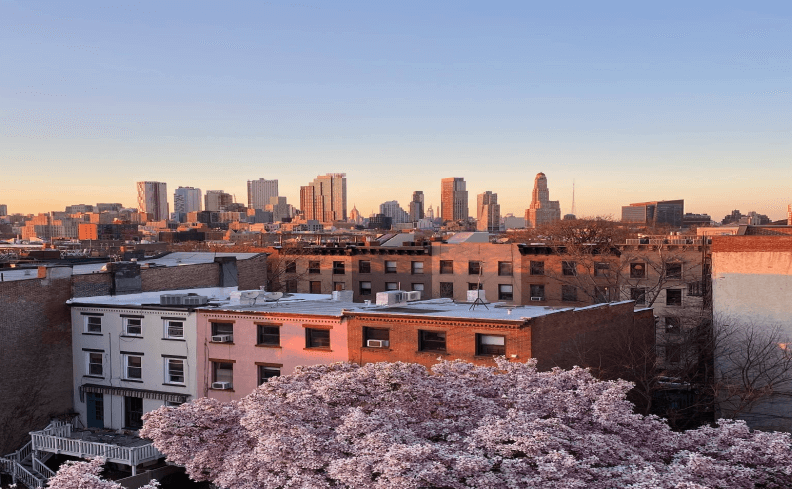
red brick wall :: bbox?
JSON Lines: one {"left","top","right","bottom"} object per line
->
{"left": 141, "top": 263, "right": 220, "bottom": 291}
{"left": 237, "top": 254, "right": 268, "bottom": 290}
{"left": 711, "top": 236, "right": 792, "bottom": 253}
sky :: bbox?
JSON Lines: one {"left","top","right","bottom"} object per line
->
{"left": 1, "top": 1, "right": 790, "bottom": 220}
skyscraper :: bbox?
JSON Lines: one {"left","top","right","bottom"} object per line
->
{"left": 174, "top": 187, "right": 202, "bottom": 214}
{"left": 477, "top": 191, "right": 501, "bottom": 233}
{"left": 300, "top": 173, "right": 347, "bottom": 222}
{"left": 524, "top": 173, "right": 561, "bottom": 228}
{"left": 136, "top": 181, "right": 169, "bottom": 221}
{"left": 380, "top": 200, "right": 410, "bottom": 224}
{"left": 441, "top": 178, "right": 468, "bottom": 222}
{"left": 247, "top": 178, "right": 279, "bottom": 210}
{"left": 408, "top": 191, "right": 425, "bottom": 222}
{"left": 0, "top": 205, "right": 7, "bottom": 216}
{"left": 205, "top": 190, "right": 234, "bottom": 212}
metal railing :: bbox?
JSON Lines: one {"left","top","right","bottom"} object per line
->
{"left": 30, "top": 424, "right": 164, "bottom": 466}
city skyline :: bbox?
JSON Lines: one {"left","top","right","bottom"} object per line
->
{"left": 1, "top": 2, "right": 790, "bottom": 219}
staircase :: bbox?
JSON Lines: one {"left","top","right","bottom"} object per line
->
{"left": 0, "top": 420, "right": 63, "bottom": 488}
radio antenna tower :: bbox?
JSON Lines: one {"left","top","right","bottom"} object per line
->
{"left": 570, "top": 180, "right": 577, "bottom": 216}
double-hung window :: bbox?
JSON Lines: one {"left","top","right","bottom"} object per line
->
{"left": 385, "top": 261, "right": 397, "bottom": 273}
{"left": 498, "top": 261, "right": 513, "bottom": 276}
{"left": 165, "top": 319, "right": 184, "bottom": 339}
{"left": 124, "top": 355, "right": 142, "bottom": 380}
{"left": 476, "top": 334, "right": 506, "bottom": 356}
{"left": 411, "top": 261, "right": 424, "bottom": 275}
{"left": 86, "top": 351, "right": 103, "bottom": 377}
{"left": 305, "top": 328, "right": 331, "bottom": 349}
{"left": 419, "top": 330, "right": 446, "bottom": 352}
{"left": 165, "top": 358, "right": 185, "bottom": 384}
{"left": 85, "top": 315, "right": 102, "bottom": 333}
{"left": 258, "top": 365, "right": 281, "bottom": 384}
{"left": 124, "top": 317, "right": 142, "bottom": 336}
{"left": 257, "top": 324, "right": 280, "bottom": 346}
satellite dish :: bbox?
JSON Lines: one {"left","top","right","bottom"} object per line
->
{"left": 263, "top": 292, "right": 283, "bottom": 301}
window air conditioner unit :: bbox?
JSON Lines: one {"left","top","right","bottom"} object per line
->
{"left": 211, "top": 334, "right": 233, "bottom": 343}
{"left": 211, "top": 382, "right": 233, "bottom": 390}
{"left": 366, "top": 339, "right": 389, "bottom": 348}
{"left": 530, "top": 297, "right": 543, "bottom": 301}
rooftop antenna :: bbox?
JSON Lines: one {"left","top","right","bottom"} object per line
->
{"left": 469, "top": 261, "right": 489, "bottom": 311}
{"left": 570, "top": 180, "right": 576, "bottom": 216}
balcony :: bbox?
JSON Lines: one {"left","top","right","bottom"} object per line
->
{"left": 30, "top": 423, "right": 163, "bottom": 475}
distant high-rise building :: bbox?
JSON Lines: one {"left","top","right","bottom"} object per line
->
{"left": 96, "top": 203, "right": 124, "bottom": 213}
{"left": 0, "top": 204, "right": 6, "bottom": 216}
{"left": 380, "top": 200, "right": 410, "bottom": 224}
{"left": 65, "top": 204, "right": 94, "bottom": 214}
{"left": 621, "top": 199, "right": 684, "bottom": 228}
{"left": 300, "top": 173, "right": 347, "bottom": 222}
{"left": 788, "top": 204, "right": 791, "bottom": 226}
{"left": 524, "top": 173, "right": 561, "bottom": 228}
{"left": 247, "top": 178, "right": 279, "bottom": 210}
{"left": 426, "top": 205, "right": 435, "bottom": 220}
{"left": 477, "top": 191, "right": 501, "bottom": 233}
{"left": 349, "top": 204, "right": 362, "bottom": 225}
{"left": 174, "top": 187, "right": 202, "bottom": 214}
{"left": 441, "top": 178, "right": 468, "bottom": 222}
{"left": 408, "top": 191, "right": 425, "bottom": 222}
{"left": 136, "top": 181, "right": 169, "bottom": 221}
{"left": 205, "top": 190, "right": 234, "bottom": 212}
{"left": 265, "top": 196, "right": 291, "bottom": 222}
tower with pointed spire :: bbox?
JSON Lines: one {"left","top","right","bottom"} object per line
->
{"left": 349, "top": 204, "right": 362, "bottom": 225}
{"left": 524, "top": 172, "right": 561, "bottom": 228}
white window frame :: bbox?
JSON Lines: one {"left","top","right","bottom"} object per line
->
{"left": 164, "top": 319, "right": 184, "bottom": 339}
{"left": 124, "top": 355, "right": 142, "bottom": 380}
{"left": 164, "top": 358, "right": 185, "bottom": 385}
{"left": 124, "top": 317, "right": 143, "bottom": 336}
{"left": 86, "top": 352, "right": 103, "bottom": 377}
{"left": 85, "top": 315, "right": 102, "bottom": 333}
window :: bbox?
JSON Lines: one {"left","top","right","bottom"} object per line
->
{"left": 310, "top": 281, "right": 322, "bottom": 294}
{"left": 419, "top": 330, "right": 446, "bottom": 352}
{"left": 305, "top": 328, "right": 330, "bottom": 349}
{"left": 440, "top": 260, "right": 453, "bottom": 274}
{"left": 530, "top": 284, "right": 545, "bottom": 300}
{"left": 594, "top": 286, "right": 610, "bottom": 303}
{"left": 498, "top": 261, "right": 513, "bottom": 276}
{"left": 308, "top": 261, "right": 320, "bottom": 274}
{"left": 412, "top": 283, "right": 425, "bottom": 292}
{"left": 665, "top": 343, "right": 682, "bottom": 364}
{"left": 334, "top": 282, "right": 346, "bottom": 291}
{"left": 440, "top": 282, "right": 454, "bottom": 299}
{"left": 124, "top": 355, "right": 142, "bottom": 380}
{"left": 124, "top": 397, "right": 143, "bottom": 430}
{"left": 359, "top": 260, "right": 371, "bottom": 273}
{"left": 666, "top": 263, "right": 682, "bottom": 280}
{"left": 630, "top": 263, "right": 646, "bottom": 279}
{"left": 285, "top": 279, "right": 298, "bottom": 293}
{"left": 666, "top": 289, "right": 682, "bottom": 306}
{"left": 498, "top": 284, "right": 513, "bottom": 301}
{"left": 476, "top": 334, "right": 505, "bottom": 356}
{"left": 364, "top": 327, "right": 390, "bottom": 346}
{"left": 359, "top": 281, "right": 372, "bottom": 296}
{"left": 665, "top": 317, "right": 681, "bottom": 334}
{"left": 211, "top": 322, "right": 233, "bottom": 337}
{"left": 411, "top": 261, "right": 424, "bottom": 274}
{"left": 165, "top": 401, "right": 184, "bottom": 407}
{"left": 332, "top": 261, "right": 345, "bottom": 274}
{"left": 85, "top": 315, "right": 102, "bottom": 333}
{"left": 385, "top": 282, "right": 398, "bottom": 291}
{"left": 165, "top": 320, "right": 184, "bottom": 339}
{"left": 594, "top": 262, "right": 610, "bottom": 277}
{"left": 124, "top": 317, "right": 142, "bottom": 336}
{"left": 212, "top": 361, "right": 233, "bottom": 384}
{"left": 87, "top": 352, "right": 103, "bottom": 377}
{"left": 257, "top": 325, "right": 280, "bottom": 346}
{"left": 530, "top": 261, "right": 544, "bottom": 276}
{"left": 561, "top": 285, "right": 578, "bottom": 302}
{"left": 258, "top": 365, "right": 280, "bottom": 385}
{"left": 562, "top": 261, "right": 576, "bottom": 276}
{"left": 688, "top": 281, "right": 705, "bottom": 297}
{"left": 165, "top": 358, "right": 185, "bottom": 384}
{"left": 285, "top": 261, "right": 297, "bottom": 274}
{"left": 631, "top": 287, "right": 646, "bottom": 306}
{"left": 468, "top": 282, "right": 482, "bottom": 290}
{"left": 385, "top": 261, "right": 397, "bottom": 273}
{"left": 468, "top": 261, "right": 482, "bottom": 275}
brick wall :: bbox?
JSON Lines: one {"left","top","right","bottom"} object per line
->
{"left": 72, "top": 273, "right": 112, "bottom": 298}
{"left": 711, "top": 235, "right": 792, "bottom": 253}
{"left": 141, "top": 262, "right": 220, "bottom": 291}
{"left": 237, "top": 254, "right": 268, "bottom": 290}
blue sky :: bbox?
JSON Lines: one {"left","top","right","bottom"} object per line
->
{"left": 1, "top": 1, "right": 790, "bottom": 220}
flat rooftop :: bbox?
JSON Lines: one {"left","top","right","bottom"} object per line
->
{"left": 0, "top": 252, "right": 263, "bottom": 283}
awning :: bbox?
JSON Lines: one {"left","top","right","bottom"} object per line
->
{"left": 79, "top": 383, "right": 189, "bottom": 404}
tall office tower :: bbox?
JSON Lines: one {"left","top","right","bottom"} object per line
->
{"left": 408, "top": 191, "right": 425, "bottom": 222}
{"left": 136, "top": 181, "right": 169, "bottom": 221}
{"left": 173, "top": 187, "right": 203, "bottom": 214}
{"left": 524, "top": 173, "right": 561, "bottom": 228}
{"left": 0, "top": 205, "right": 7, "bottom": 216}
{"left": 247, "top": 178, "right": 279, "bottom": 210}
{"left": 379, "top": 200, "right": 410, "bottom": 224}
{"left": 477, "top": 191, "right": 501, "bottom": 233}
{"left": 441, "top": 178, "right": 468, "bottom": 222}
{"left": 621, "top": 199, "right": 684, "bottom": 227}
{"left": 426, "top": 205, "right": 435, "bottom": 220}
{"left": 299, "top": 173, "right": 347, "bottom": 222}
{"left": 205, "top": 190, "right": 234, "bottom": 212}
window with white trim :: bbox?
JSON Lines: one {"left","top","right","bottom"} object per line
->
{"left": 85, "top": 315, "right": 102, "bottom": 333}
{"left": 87, "top": 352, "right": 103, "bottom": 377}
{"left": 165, "top": 358, "right": 185, "bottom": 384}
{"left": 124, "top": 317, "right": 142, "bottom": 336}
{"left": 124, "top": 355, "right": 142, "bottom": 380}
{"left": 165, "top": 320, "right": 184, "bottom": 339}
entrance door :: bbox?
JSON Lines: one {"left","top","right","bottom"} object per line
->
{"left": 86, "top": 393, "right": 104, "bottom": 428}
{"left": 124, "top": 396, "right": 144, "bottom": 429}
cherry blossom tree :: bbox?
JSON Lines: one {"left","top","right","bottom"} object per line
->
{"left": 47, "top": 458, "right": 159, "bottom": 489}
{"left": 140, "top": 359, "right": 792, "bottom": 489}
